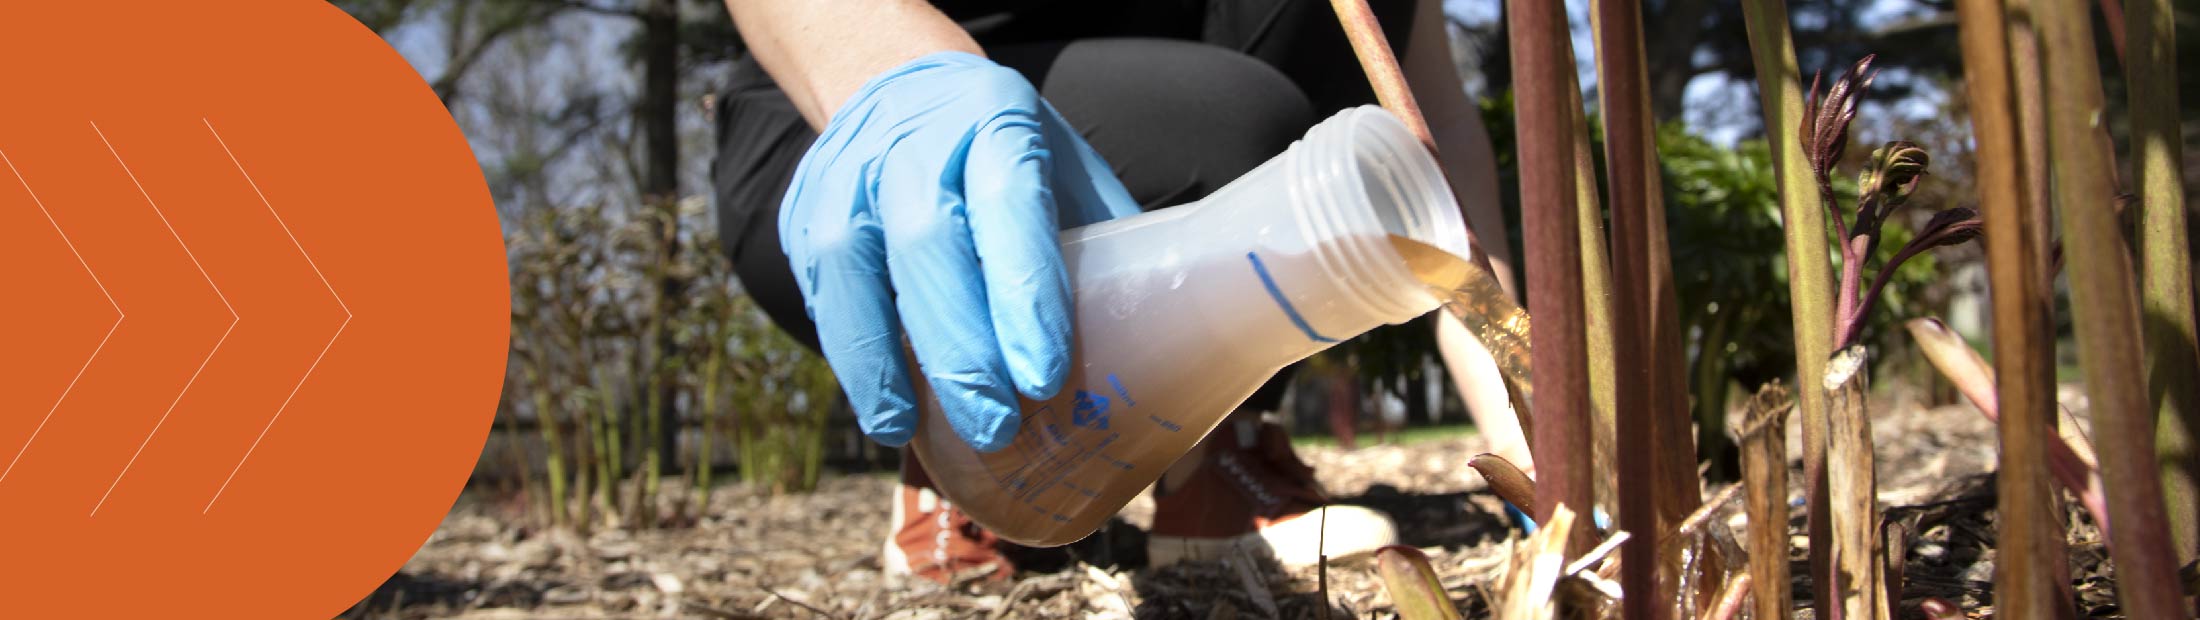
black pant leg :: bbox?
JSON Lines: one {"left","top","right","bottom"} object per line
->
{"left": 1201, "top": 0, "right": 1417, "bottom": 115}
{"left": 712, "top": 60, "right": 822, "bottom": 351}
{"left": 1021, "top": 38, "right": 1314, "bottom": 211}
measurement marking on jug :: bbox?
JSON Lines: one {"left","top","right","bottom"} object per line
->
{"left": 1247, "top": 251, "right": 1339, "bottom": 343}
{"left": 990, "top": 459, "right": 1035, "bottom": 488}
{"left": 1006, "top": 427, "right": 1044, "bottom": 462}
{"left": 1071, "top": 389, "right": 1111, "bottom": 429}
{"left": 1016, "top": 448, "right": 1095, "bottom": 501}
{"left": 1148, "top": 415, "right": 1182, "bottom": 432}
{"left": 1096, "top": 452, "right": 1136, "bottom": 471}
{"left": 1062, "top": 480, "right": 1099, "bottom": 498}
{"left": 1107, "top": 374, "right": 1136, "bottom": 407}
{"left": 1014, "top": 445, "right": 1089, "bottom": 502}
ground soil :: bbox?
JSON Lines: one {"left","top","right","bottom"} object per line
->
{"left": 346, "top": 383, "right": 2125, "bottom": 619}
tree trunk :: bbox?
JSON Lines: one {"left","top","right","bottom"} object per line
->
{"left": 1643, "top": 0, "right": 1714, "bottom": 121}
{"left": 643, "top": 0, "right": 683, "bottom": 476}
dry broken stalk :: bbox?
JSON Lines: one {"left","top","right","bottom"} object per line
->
{"left": 2123, "top": 0, "right": 2200, "bottom": 564}
{"left": 2036, "top": 0, "right": 2190, "bottom": 615}
{"left": 1506, "top": 0, "right": 1592, "bottom": 548}
{"left": 1496, "top": 506, "right": 1579, "bottom": 620}
{"left": 1376, "top": 546, "right": 1466, "bottom": 620}
{"left": 1906, "top": 317, "right": 2109, "bottom": 540}
{"left": 1650, "top": 484, "right": 1745, "bottom": 617}
{"left": 1823, "top": 346, "right": 1887, "bottom": 620}
{"left": 1739, "top": 382, "right": 1792, "bottom": 620}
{"left": 1880, "top": 519, "right": 1907, "bottom": 617}
{"left": 1737, "top": 0, "right": 1838, "bottom": 615}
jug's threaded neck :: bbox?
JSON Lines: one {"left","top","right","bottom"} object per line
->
{"left": 1285, "top": 106, "right": 1473, "bottom": 325}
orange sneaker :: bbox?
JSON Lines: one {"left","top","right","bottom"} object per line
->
{"left": 880, "top": 451, "right": 1014, "bottom": 584}
{"left": 1146, "top": 415, "right": 1397, "bottom": 568}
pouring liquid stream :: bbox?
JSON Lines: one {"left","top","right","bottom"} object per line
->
{"left": 1387, "top": 234, "right": 1536, "bottom": 432}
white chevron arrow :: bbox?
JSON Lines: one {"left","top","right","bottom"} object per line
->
{"left": 0, "top": 149, "right": 125, "bottom": 487}
{"left": 89, "top": 122, "right": 239, "bottom": 517}
{"left": 199, "top": 118, "right": 352, "bottom": 514}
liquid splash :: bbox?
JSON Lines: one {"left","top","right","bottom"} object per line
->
{"left": 1387, "top": 234, "right": 1535, "bottom": 420}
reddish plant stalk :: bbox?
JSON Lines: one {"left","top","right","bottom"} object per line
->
{"left": 1589, "top": 0, "right": 1659, "bottom": 616}
{"left": 1586, "top": 4, "right": 1706, "bottom": 601}
{"left": 2098, "top": 0, "right": 2127, "bottom": 63}
{"left": 1328, "top": 0, "right": 1428, "bottom": 148}
{"left": 2035, "top": 0, "right": 2190, "bottom": 615}
{"left": 1629, "top": 60, "right": 1700, "bottom": 547}
{"left": 1327, "top": 0, "right": 1501, "bottom": 280}
{"left": 1505, "top": 0, "right": 1591, "bottom": 551}
{"left": 1641, "top": 150, "right": 1700, "bottom": 538}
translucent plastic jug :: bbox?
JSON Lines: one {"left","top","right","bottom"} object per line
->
{"left": 909, "top": 105, "right": 1474, "bottom": 546}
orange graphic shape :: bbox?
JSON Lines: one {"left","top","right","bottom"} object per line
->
{"left": 0, "top": 2, "right": 508, "bottom": 617}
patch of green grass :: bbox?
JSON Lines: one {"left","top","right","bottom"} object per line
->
{"left": 1289, "top": 423, "right": 1481, "bottom": 450}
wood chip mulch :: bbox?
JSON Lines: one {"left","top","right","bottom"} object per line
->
{"left": 348, "top": 384, "right": 2130, "bottom": 619}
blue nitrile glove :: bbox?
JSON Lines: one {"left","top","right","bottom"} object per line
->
{"left": 1505, "top": 501, "right": 1536, "bottom": 534}
{"left": 780, "top": 52, "right": 1141, "bottom": 452}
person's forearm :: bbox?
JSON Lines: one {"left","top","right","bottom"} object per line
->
{"left": 1403, "top": 0, "right": 1531, "bottom": 471}
{"left": 725, "top": 0, "right": 982, "bottom": 127}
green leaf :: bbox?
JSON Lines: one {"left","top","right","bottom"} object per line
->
{"left": 1375, "top": 545, "right": 1465, "bottom": 620}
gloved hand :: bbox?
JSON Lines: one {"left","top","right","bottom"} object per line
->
{"left": 781, "top": 52, "right": 1140, "bottom": 452}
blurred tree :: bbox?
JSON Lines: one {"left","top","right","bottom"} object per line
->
{"left": 1476, "top": 88, "right": 1945, "bottom": 474}
{"left": 333, "top": 0, "right": 764, "bottom": 496}
{"left": 1453, "top": 0, "right": 1951, "bottom": 122}
{"left": 336, "top": 0, "right": 755, "bottom": 477}
{"left": 333, "top": 0, "right": 570, "bottom": 105}
{"left": 1450, "top": 0, "right": 2199, "bottom": 143}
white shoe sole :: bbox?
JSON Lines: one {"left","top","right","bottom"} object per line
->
{"left": 1146, "top": 505, "right": 1398, "bottom": 569}
{"left": 881, "top": 485, "right": 939, "bottom": 576}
